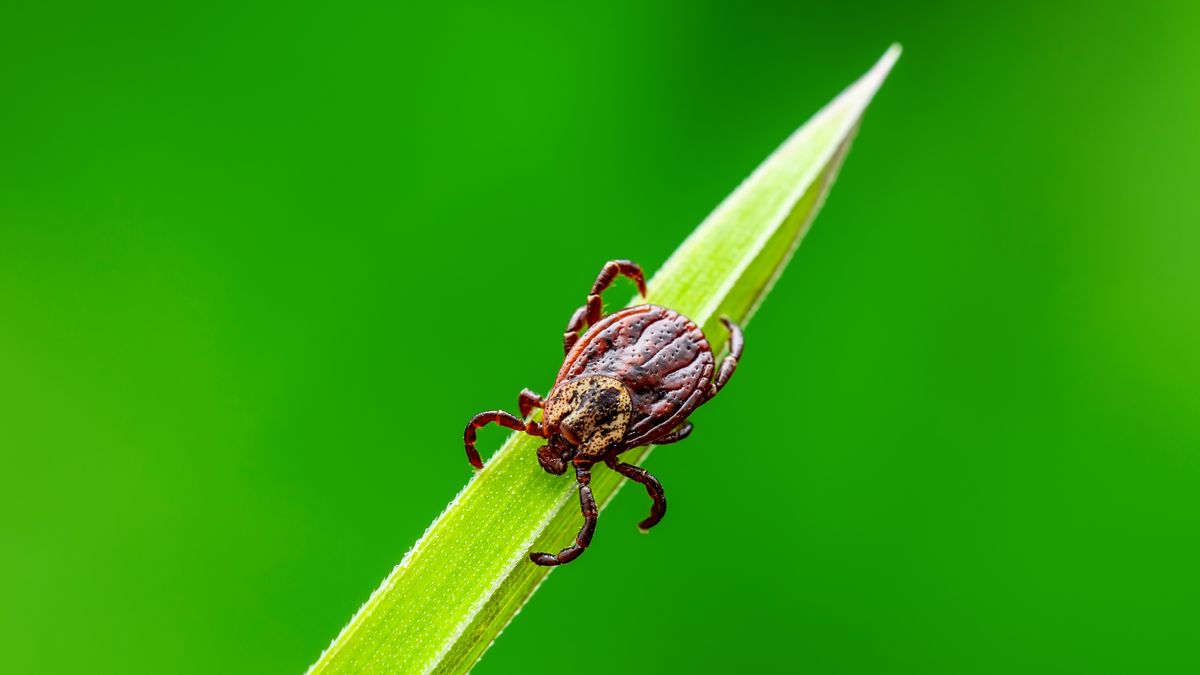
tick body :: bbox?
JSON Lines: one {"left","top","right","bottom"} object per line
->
{"left": 463, "top": 260, "right": 744, "bottom": 566}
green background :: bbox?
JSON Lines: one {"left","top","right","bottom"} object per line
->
{"left": 3, "top": 2, "right": 1198, "bottom": 673}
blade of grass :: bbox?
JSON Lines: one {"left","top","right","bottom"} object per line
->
{"left": 308, "top": 44, "right": 900, "bottom": 675}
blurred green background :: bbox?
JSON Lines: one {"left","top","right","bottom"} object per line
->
{"left": 2, "top": 1, "right": 1198, "bottom": 673}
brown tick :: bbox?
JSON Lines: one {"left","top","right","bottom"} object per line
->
{"left": 463, "top": 260, "right": 744, "bottom": 566}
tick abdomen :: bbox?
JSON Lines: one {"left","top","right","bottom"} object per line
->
{"left": 557, "top": 305, "right": 714, "bottom": 447}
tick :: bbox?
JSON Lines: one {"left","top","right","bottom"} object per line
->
{"left": 463, "top": 259, "right": 744, "bottom": 566}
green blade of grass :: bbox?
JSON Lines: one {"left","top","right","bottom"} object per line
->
{"left": 308, "top": 44, "right": 900, "bottom": 675}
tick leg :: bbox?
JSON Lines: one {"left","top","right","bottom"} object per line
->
{"left": 562, "top": 305, "right": 588, "bottom": 354}
{"left": 708, "top": 317, "right": 744, "bottom": 399}
{"left": 585, "top": 259, "right": 646, "bottom": 324}
{"left": 651, "top": 422, "right": 693, "bottom": 446}
{"left": 605, "top": 456, "right": 666, "bottom": 531}
{"left": 530, "top": 464, "right": 597, "bottom": 566}
{"left": 563, "top": 260, "right": 647, "bottom": 353}
{"left": 463, "top": 410, "right": 545, "bottom": 470}
{"left": 518, "top": 388, "right": 544, "bottom": 418}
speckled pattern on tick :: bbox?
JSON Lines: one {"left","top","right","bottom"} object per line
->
{"left": 463, "top": 260, "right": 744, "bottom": 566}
